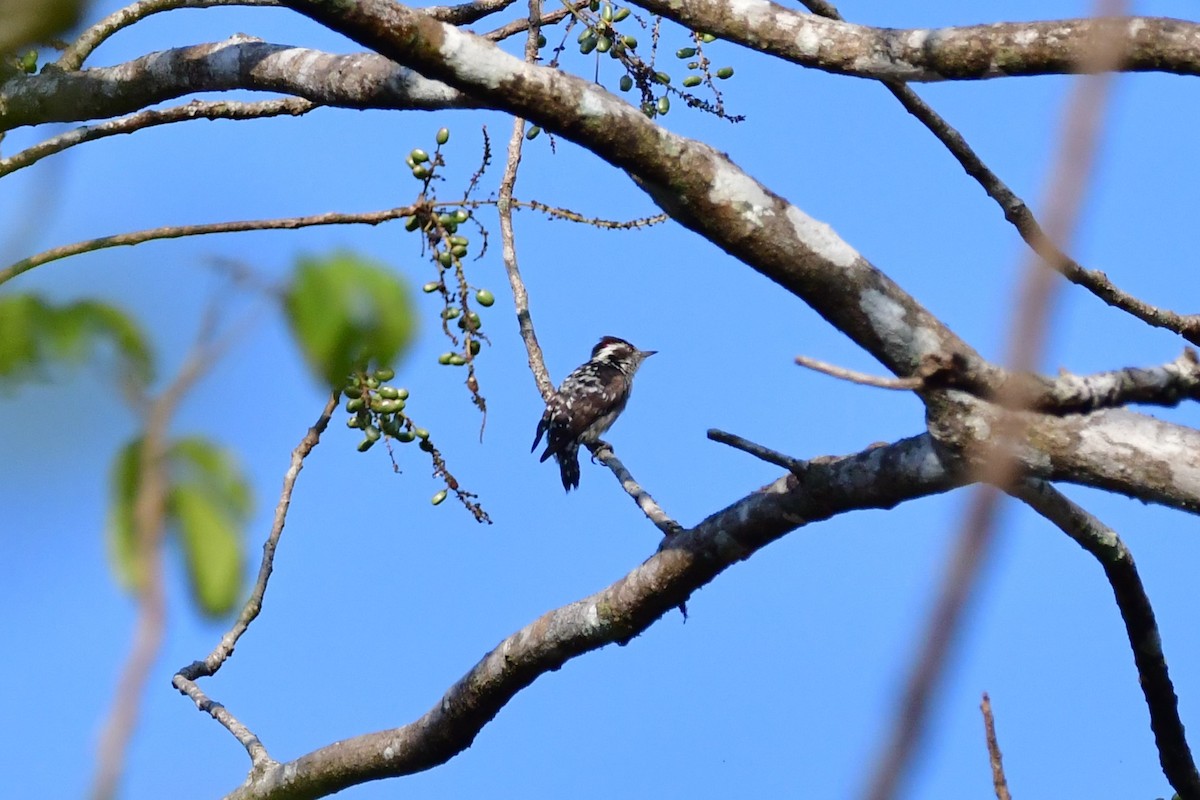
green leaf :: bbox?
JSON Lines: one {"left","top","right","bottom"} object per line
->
{"left": 105, "top": 437, "right": 143, "bottom": 591}
{"left": 169, "top": 483, "right": 244, "bottom": 618}
{"left": 284, "top": 251, "right": 417, "bottom": 387}
{"left": 169, "top": 437, "right": 253, "bottom": 518}
{"left": 0, "top": 293, "right": 153, "bottom": 389}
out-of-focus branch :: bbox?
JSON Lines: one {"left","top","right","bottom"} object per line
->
{"left": 172, "top": 393, "right": 339, "bottom": 767}
{"left": 864, "top": 1, "right": 1126, "bottom": 795}
{"left": 0, "top": 205, "right": 417, "bottom": 286}
{"left": 0, "top": 97, "right": 318, "bottom": 179}
{"left": 91, "top": 310, "right": 236, "bottom": 800}
{"left": 1009, "top": 480, "right": 1200, "bottom": 798}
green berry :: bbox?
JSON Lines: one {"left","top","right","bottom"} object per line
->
{"left": 365, "top": 425, "right": 382, "bottom": 442}
{"left": 415, "top": 428, "right": 430, "bottom": 440}
{"left": 622, "top": 35, "right": 637, "bottom": 48}
{"left": 601, "top": 2, "right": 613, "bottom": 21}
{"left": 469, "top": 339, "right": 482, "bottom": 355}
{"left": 449, "top": 235, "right": 469, "bottom": 247}
{"left": 579, "top": 35, "right": 597, "bottom": 55}
{"left": 422, "top": 281, "right": 440, "bottom": 293}
{"left": 613, "top": 6, "right": 630, "bottom": 21}
{"left": 526, "top": 125, "right": 542, "bottom": 140}
{"left": 442, "top": 306, "right": 460, "bottom": 320}
{"left": 379, "top": 386, "right": 399, "bottom": 399}
{"left": 448, "top": 354, "right": 467, "bottom": 366}
{"left": 395, "top": 430, "right": 416, "bottom": 443}
{"left": 438, "top": 352, "right": 453, "bottom": 365}
{"left": 436, "top": 127, "right": 450, "bottom": 145}
{"left": 431, "top": 489, "right": 448, "bottom": 505}
{"left": 343, "top": 385, "right": 363, "bottom": 399}
{"left": 451, "top": 244, "right": 468, "bottom": 258}
{"left": 396, "top": 388, "right": 410, "bottom": 401}
{"left": 537, "top": 33, "right": 547, "bottom": 48}
{"left": 716, "top": 66, "right": 734, "bottom": 79}
{"left": 700, "top": 33, "right": 717, "bottom": 43}
{"left": 682, "top": 75, "right": 702, "bottom": 88}
{"left": 453, "top": 209, "right": 470, "bottom": 223}
{"left": 345, "top": 397, "right": 364, "bottom": 412}
{"left": 412, "top": 164, "right": 431, "bottom": 180}
{"left": 347, "top": 415, "right": 363, "bottom": 429}
{"left": 654, "top": 71, "right": 670, "bottom": 85}
{"left": 437, "top": 251, "right": 453, "bottom": 267}
{"left": 475, "top": 289, "right": 495, "bottom": 307}
{"left": 656, "top": 96, "right": 670, "bottom": 115}
{"left": 676, "top": 47, "right": 696, "bottom": 59}
{"left": 410, "top": 148, "right": 429, "bottom": 163}
{"left": 619, "top": 75, "right": 633, "bottom": 92}
{"left": 405, "top": 216, "right": 421, "bottom": 232}
{"left": 375, "top": 367, "right": 395, "bottom": 381}
{"left": 597, "top": 35, "right": 612, "bottom": 53}
{"left": 357, "top": 437, "right": 376, "bottom": 452}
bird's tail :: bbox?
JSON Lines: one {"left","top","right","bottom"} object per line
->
{"left": 557, "top": 444, "right": 581, "bottom": 492}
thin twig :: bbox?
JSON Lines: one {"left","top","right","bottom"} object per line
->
{"left": 980, "top": 693, "right": 1012, "bottom": 800}
{"left": 496, "top": 0, "right": 555, "bottom": 402}
{"left": 0, "top": 206, "right": 416, "bottom": 286}
{"left": 0, "top": 98, "right": 318, "bottom": 179}
{"left": 862, "top": 2, "right": 1127, "bottom": 797}
{"left": 589, "top": 442, "right": 683, "bottom": 536}
{"left": 1009, "top": 480, "right": 1200, "bottom": 797}
{"left": 795, "top": 355, "right": 922, "bottom": 391}
{"left": 172, "top": 392, "right": 339, "bottom": 765}
{"left": 484, "top": 1, "right": 581, "bottom": 40}
{"left": 706, "top": 428, "right": 806, "bottom": 473}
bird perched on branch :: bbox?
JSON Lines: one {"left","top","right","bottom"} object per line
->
{"left": 532, "top": 336, "right": 656, "bottom": 491}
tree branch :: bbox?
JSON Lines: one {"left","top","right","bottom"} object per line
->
{"left": 979, "top": 693, "right": 1012, "bottom": 800}
{"left": 0, "top": 206, "right": 417, "bottom": 286}
{"left": 1009, "top": 480, "right": 1200, "bottom": 799}
{"left": 172, "top": 393, "right": 340, "bottom": 767}
{"left": 589, "top": 442, "right": 682, "bottom": 536}
{"left": 222, "top": 433, "right": 960, "bottom": 799}
{"left": 633, "top": 1, "right": 1200, "bottom": 83}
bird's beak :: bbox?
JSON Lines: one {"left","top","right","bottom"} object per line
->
{"left": 642, "top": 350, "right": 658, "bottom": 357}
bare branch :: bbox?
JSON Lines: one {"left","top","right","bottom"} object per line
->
{"left": 797, "top": 0, "right": 1200, "bottom": 345}
{"left": 496, "top": 0, "right": 555, "bottom": 402}
{"left": 483, "top": 2, "right": 582, "bottom": 41}
{"left": 172, "top": 393, "right": 340, "bottom": 765}
{"left": 0, "top": 206, "right": 416, "bottom": 286}
{"left": 222, "top": 434, "right": 960, "bottom": 800}
{"left": 1009, "top": 480, "right": 1200, "bottom": 798}
{"left": 3, "top": 39, "right": 476, "bottom": 133}
{"left": 979, "top": 693, "right": 1012, "bottom": 800}
{"left": 589, "top": 442, "right": 682, "bottom": 536}
{"left": 634, "top": 0, "right": 1200, "bottom": 83}
{"left": 795, "top": 354, "right": 922, "bottom": 391}
{"left": 706, "top": 428, "right": 807, "bottom": 473}
{"left": 0, "top": 97, "right": 318, "bottom": 179}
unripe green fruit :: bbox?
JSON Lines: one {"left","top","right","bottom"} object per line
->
{"left": 619, "top": 75, "right": 633, "bottom": 92}
{"left": 375, "top": 367, "right": 395, "bottom": 381}
{"left": 448, "top": 354, "right": 467, "bottom": 366}
{"left": 654, "top": 71, "right": 670, "bottom": 84}
{"left": 451, "top": 244, "right": 468, "bottom": 258}
{"left": 431, "top": 489, "right": 448, "bottom": 505}
{"left": 657, "top": 96, "right": 670, "bottom": 114}
{"left": 346, "top": 397, "right": 365, "bottom": 412}
{"left": 415, "top": 428, "right": 430, "bottom": 440}
{"left": 537, "top": 34, "right": 547, "bottom": 48}
{"left": 357, "top": 437, "right": 376, "bottom": 452}
{"left": 676, "top": 47, "right": 696, "bottom": 59}
{"left": 422, "top": 281, "right": 440, "bottom": 293}
{"left": 526, "top": 125, "right": 542, "bottom": 140}
{"left": 396, "top": 388, "right": 410, "bottom": 400}
{"left": 443, "top": 307, "right": 461, "bottom": 320}
{"left": 597, "top": 35, "right": 612, "bottom": 53}
{"left": 438, "top": 352, "right": 454, "bottom": 365}
{"left": 469, "top": 339, "right": 482, "bottom": 355}
{"left": 682, "top": 75, "right": 702, "bottom": 88}
{"left": 412, "top": 165, "right": 431, "bottom": 179}
{"left": 453, "top": 209, "right": 470, "bottom": 223}
{"left": 613, "top": 6, "right": 630, "bottom": 21}
{"left": 396, "top": 430, "right": 416, "bottom": 443}
{"left": 622, "top": 35, "right": 637, "bottom": 48}
{"left": 437, "top": 251, "right": 453, "bottom": 267}
{"left": 449, "top": 235, "right": 469, "bottom": 247}
{"left": 700, "top": 32, "right": 717, "bottom": 43}
{"left": 475, "top": 289, "right": 495, "bottom": 306}
{"left": 379, "top": 386, "right": 399, "bottom": 399}
{"left": 410, "top": 148, "right": 429, "bottom": 163}
{"left": 405, "top": 216, "right": 421, "bottom": 231}
{"left": 343, "top": 385, "right": 363, "bottom": 399}
{"left": 347, "top": 415, "right": 363, "bottom": 429}
{"left": 716, "top": 66, "right": 734, "bottom": 79}
{"left": 601, "top": 2, "right": 613, "bottom": 21}
{"left": 436, "top": 127, "right": 450, "bottom": 144}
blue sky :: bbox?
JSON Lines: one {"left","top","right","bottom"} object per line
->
{"left": 3, "top": 1, "right": 1200, "bottom": 797}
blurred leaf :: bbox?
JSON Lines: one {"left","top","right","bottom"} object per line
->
{"left": 0, "top": 0, "right": 83, "bottom": 57}
{"left": 105, "top": 437, "right": 143, "bottom": 591}
{"left": 169, "top": 483, "right": 244, "bottom": 618}
{"left": 169, "top": 437, "right": 253, "bottom": 518}
{"left": 284, "top": 251, "right": 416, "bottom": 387}
{"left": 0, "top": 294, "right": 43, "bottom": 383}
{"left": 0, "top": 293, "right": 154, "bottom": 390}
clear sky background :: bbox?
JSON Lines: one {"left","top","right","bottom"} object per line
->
{"left": 3, "top": 1, "right": 1200, "bottom": 798}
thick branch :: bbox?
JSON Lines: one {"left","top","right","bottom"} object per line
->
{"left": 633, "top": 2, "right": 1200, "bottom": 83}
{"left": 225, "top": 434, "right": 959, "bottom": 799}
{"left": 1, "top": 38, "right": 476, "bottom": 132}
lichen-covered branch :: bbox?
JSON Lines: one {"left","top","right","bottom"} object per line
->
{"left": 633, "top": 1, "right": 1200, "bottom": 83}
